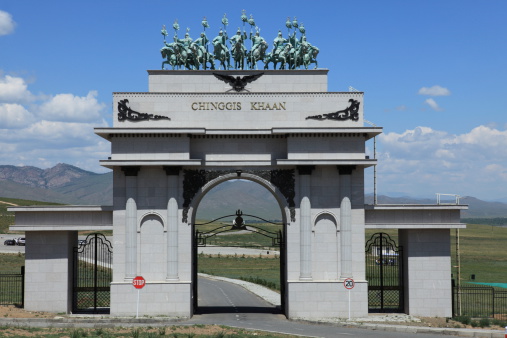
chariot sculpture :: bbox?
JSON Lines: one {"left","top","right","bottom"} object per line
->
{"left": 160, "top": 12, "right": 320, "bottom": 71}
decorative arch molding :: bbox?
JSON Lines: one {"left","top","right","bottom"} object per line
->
{"left": 138, "top": 212, "right": 165, "bottom": 232}
{"left": 313, "top": 211, "right": 339, "bottom": 231}
{"left": 182, "top": 169, "right": 295, "bottom": 223}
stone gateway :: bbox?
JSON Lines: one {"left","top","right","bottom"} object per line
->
{"left": 10, "top": 68, "right": 466, "bottom": 319}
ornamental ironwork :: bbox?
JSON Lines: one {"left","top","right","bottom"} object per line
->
{"left": 117, "top": 99, "right": 170, "bottom": 122}
{"left": 182, "top": 169, "right": 295, "bottom": 223}
{"left": 306, "top": 99, "right": 360, "bottom": 121}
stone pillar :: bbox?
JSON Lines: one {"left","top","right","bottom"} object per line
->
{"left": 122, "top": 166, "right": 140, "bottom": 280}
{"left": 399, "top": 229, "right": 452, "bottom": 317}
{"left": 24, "top": 231, "right": 77, "bottom": 313}
{"left": 164, "top": 166, "right": 181, "bottom": 281}
{"left": 298, "top": 166, "right": 314, "bottom": 281}
{"left": 338, "top": 166, "right": 355, "bottom": 278}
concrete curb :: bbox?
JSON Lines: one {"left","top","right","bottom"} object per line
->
{"left": 293, "top": 319, "right": 506, "bottom": 338}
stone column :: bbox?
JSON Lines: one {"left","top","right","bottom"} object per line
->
{"left": 164, "top": 166, "right": 181, "bottom": 281}
{"left": 122, "top": 166, "right": 140, "bottom": 280}
{"left": 338, "top": 165, "right": 355, "bottom": 279}
{"left": 298, "top": 166, "right": 314, "bottom": 281}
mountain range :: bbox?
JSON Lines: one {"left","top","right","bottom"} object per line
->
{"left": 1, "top": 164, "right": 507, "bottom": 219}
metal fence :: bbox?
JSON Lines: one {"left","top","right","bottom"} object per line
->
{"left": 0, "top": 266, "right": 24, "bottom": 307}
{"left": 453, "top": 282, "right": 507, "bottom": 319}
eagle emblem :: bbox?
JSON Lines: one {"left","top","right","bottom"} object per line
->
{"left": 213, "top": 73, "right": 264, "bottom": 92}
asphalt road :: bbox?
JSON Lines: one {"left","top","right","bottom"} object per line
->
{"left": 188, "top": 276, "right": 451, "bottom": 338}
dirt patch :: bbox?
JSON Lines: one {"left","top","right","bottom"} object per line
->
{"left": 0, "top": 305, "right": 56, "bottom": 318}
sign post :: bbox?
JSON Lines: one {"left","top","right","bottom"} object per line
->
{"left": 343, "top": 278, "right": 355, "bottom": 320}
{"left": 133, "top": 276, "right": 146, "bottom": 318}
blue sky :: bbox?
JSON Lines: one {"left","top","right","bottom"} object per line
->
{"left": 1, "top": 1, "right": 506, "bottom": 201}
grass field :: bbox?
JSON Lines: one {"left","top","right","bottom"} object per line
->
{"left": 198, "top": 253, "right": 281, "bottom": 291}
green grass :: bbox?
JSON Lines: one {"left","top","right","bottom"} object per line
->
{"left": 0, "top": 253, "right": 25, "bottom": 274}
{"left": 198, "top": 253, "right": 281, "bottom": 291}
{"left": 451, "top": 224, "right": 507, "bottom": 283}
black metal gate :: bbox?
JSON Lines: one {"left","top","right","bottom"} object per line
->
{"left": 365, "top": 232, "right": 404, "bottom": 313}
{"left": 192, "top": 210, "right": 286, "bottom": 315}
{"left": 72, "top": 233, "right": 113, "bottom": 314}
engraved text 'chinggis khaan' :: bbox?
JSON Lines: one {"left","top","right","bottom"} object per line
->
{"left": 191, "top": 101, "right": 286, "bottom": 111}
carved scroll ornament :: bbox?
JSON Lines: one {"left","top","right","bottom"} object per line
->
{"left": 117, "top": 99, "right": 171, "bottom": 122}
{"left": 306, "top": 99, "right": 360, "bottom": 121}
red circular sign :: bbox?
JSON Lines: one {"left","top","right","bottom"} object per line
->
{"left": 344, "top": 278, "right": 355, "bottom": 290}
{"left": 133, "top": 276, "right": 146, "bottom": 289}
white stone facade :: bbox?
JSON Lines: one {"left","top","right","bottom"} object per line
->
{"left": 9, "top": 69, "right": 466, "bottom": 319}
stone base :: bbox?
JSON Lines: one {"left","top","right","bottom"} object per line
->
{"left": 110, "top": 282, "right": 192, "bottom": 317}
{"left": 287, "top": 280, "right": 368, "bottom": 319}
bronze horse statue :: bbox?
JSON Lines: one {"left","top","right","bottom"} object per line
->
{"left": 161, "top": 46, "right": 177, "bottom": 70}
{"left": 189, "top": 43, "right": 215, "bottom": 70}
{"left": 231, "top": 40, "right": 245, "bottom": 70}
{"left": 213, "top": 41, "right": 231, "bottom": 70}
{"left": 248, "top": 40, "right": 268, "bottom": 70}
{"left": 263, "top": 43, "right": 291, "bottom": 70}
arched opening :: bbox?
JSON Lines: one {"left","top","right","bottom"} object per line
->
{"left": 188, "top": 174, "right": 289, "bottom": 317}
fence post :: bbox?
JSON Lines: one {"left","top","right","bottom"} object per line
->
{"left": 451, "top": 279, "right": 455, "bottom": 317}
{"left": 21, "top": 266, "right": 25, "bottom": 308}
{"left": 492, "top": 287, "right": 495, "bottom": 318}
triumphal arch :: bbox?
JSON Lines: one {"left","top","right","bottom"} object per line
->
{"left": 10, "top": 15, "right": 466, "bottom": 319}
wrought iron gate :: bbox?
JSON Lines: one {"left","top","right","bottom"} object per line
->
{"left": 365, "top": 232, "right": 404, "bottom": 313}
{"left": 72, "top": 233, "right": 113, "bottom": 314}
{"left": 192, "top": 210, "right": 286, "bottom": 314}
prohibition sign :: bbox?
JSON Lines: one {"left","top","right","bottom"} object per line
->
{"left": 344, "top": 278, "right": 355, "bottom": 289}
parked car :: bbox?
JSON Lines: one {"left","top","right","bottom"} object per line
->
{"left": 4, "top": 239, "right": 16, "bottom": 246}
{"left": 16, "top": 237, "right": 25, "bottom": 246}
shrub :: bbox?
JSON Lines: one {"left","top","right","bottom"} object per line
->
{"left": 453, "top": 315, "right": 471, "bottom": 325}
{"left": 479, "top": 317, "right": 490, "bottom": 327}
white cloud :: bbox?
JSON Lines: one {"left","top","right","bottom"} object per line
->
{"left": 0, "top": 75, "right": 32, "bottom": 102}
{"left": 0, "top": 11, "right": 15, "bottom": 36}
{"left": 0, "top": 103, "right": 35, "bottom": 128}
{"left": 0, "top": 73, "right": 110, "bottom": 173}
{"left": 418, "top": 85, "right": 451, "bottom": 96}
{"left": 37, "top": 91, "right": 105, "bottom": 122}
{"left": 424, "top": 98, "right": 441, "bottom": 111}
{"left": 372, "top": 125, "right": 507, "bottom": 199}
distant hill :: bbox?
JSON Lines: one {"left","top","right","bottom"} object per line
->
{"left": 196, "top": 180, "right": 282, "bottom": 221}
{"left": 0, "top": 164, "right": 112, "bottom": 205}
{"left": 1, "top": 164, "right": 507, "bottom": 220}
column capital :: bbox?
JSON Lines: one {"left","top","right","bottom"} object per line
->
{"left": 297, "top": 165, "right": 315, "bottom": 175}
{"left": 163, "top": 166, "right": 182, "bottom": 176}
{"left": 121, "top": 166, "right": 140, "bottom": 176}
{"left": 337, "top": 165, "right": 356, "bottom": 175}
